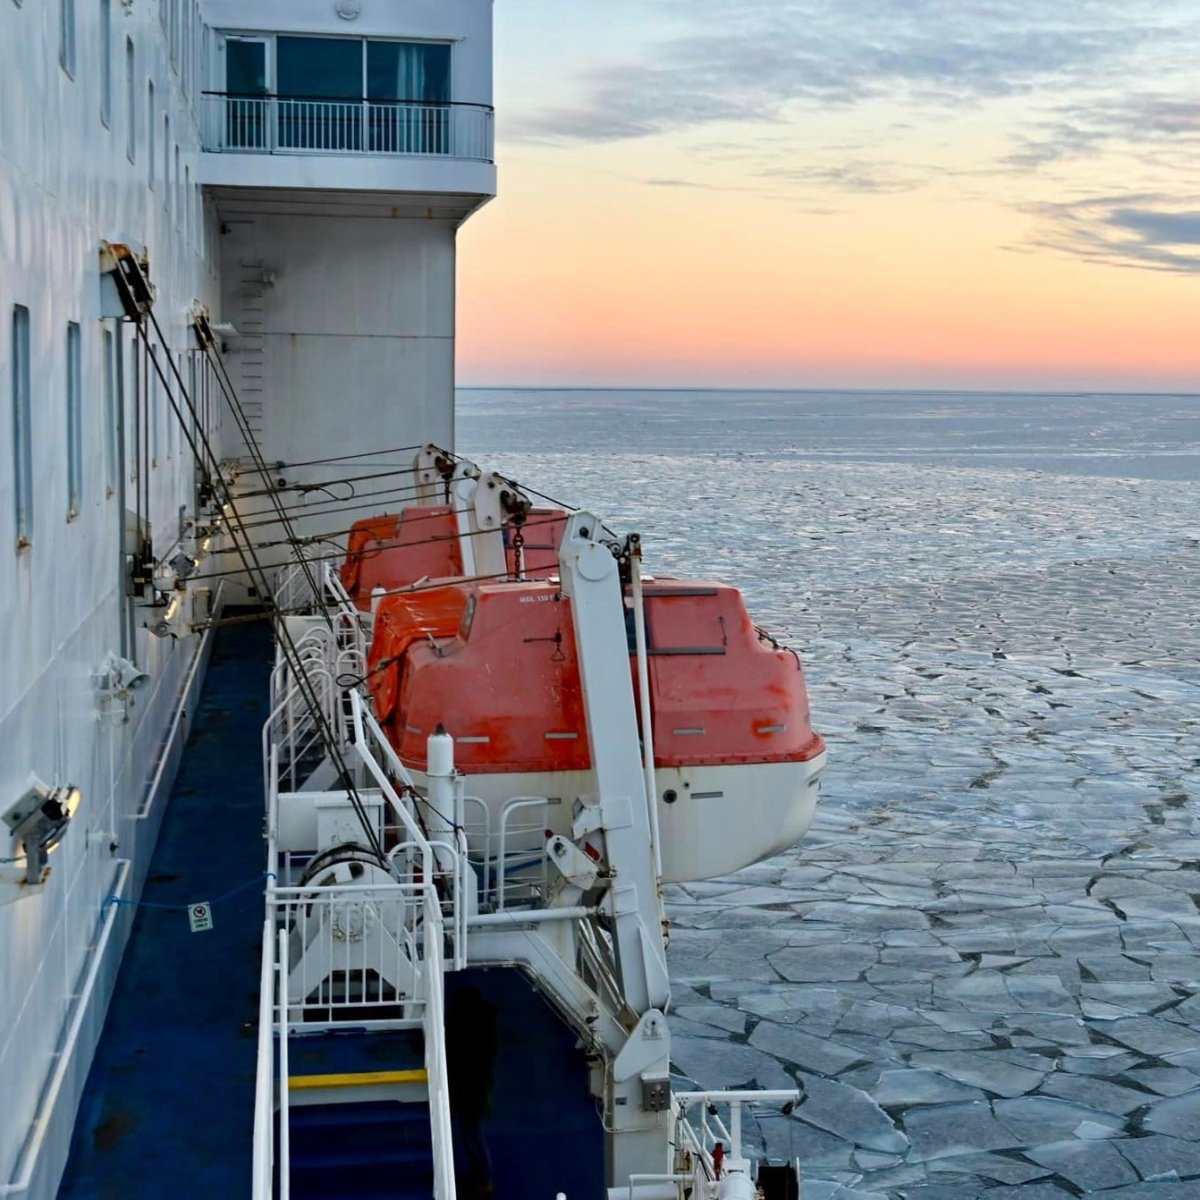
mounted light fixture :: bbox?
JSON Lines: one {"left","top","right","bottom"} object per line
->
{"left": 4, "top": 778, "right": 82, "bottom": 884}
{"left": 96, "top": 652, "right": 150, "bottom": 695}
{"left": 94, "top": 653, "right": 150, "bottom": 722}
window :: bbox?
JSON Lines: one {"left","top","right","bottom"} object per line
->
{"left": 164, "top": 113, "right": 171, "bottom": 209}
{"left": 269, "top": 37, "right": 452, "bottom": 153}
{"left": 367, "top": 42, "right": 450, "bottom": 103}
{"left": 60, "top": 0, "right": 76, "bottom": 76}
{"left": 11, "top": 306, "right": 33, "bottom": 548}
{"left": 277, "top": 36, "right": 361, "bottom": 101}
{"left": 224, "top": 38, "right": 269, "bottom": 150}
{"left": 103, "top": 328, "right": 117, "bottom": 495}
{"left": 147, "top": 80, "right": 155, "bottom": 185}
{"left": 66, "top": 323, "right": 82, "bottom": 518}
{"left": 126, "top": 37, "right": 136, "bottom": 161}
{"left": 100, "top": 0, "right": 112, "bottom": 125}
{"left": 367, "top": 42, "right": 451, "bottom": 154}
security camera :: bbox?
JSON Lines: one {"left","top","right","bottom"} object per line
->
{"left": 4, "top": 778, "right": 81, "bottom": 884}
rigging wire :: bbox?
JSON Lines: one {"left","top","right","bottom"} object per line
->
{"left": 191, "top": 567, "right": 541, "bottom": 631}
{"left": 232, "top": 502, "right": 567, "bottom": 551}
{"left": 235, "top": 460, "right": 470, "bottom": 500}
{"left": 233, "top": 443, "right": 433, "bottom": 473}
{"left": 180, "top": 513, "right": 570, "bottom": 583}
{"left": 174, "top": 317, "right": 326, "bottom": 616}
{"left": 135, "top": 319, "right": 385, "bottom": 863}
{"left": 229, "top": 475, "right": 438, "bottom": 528}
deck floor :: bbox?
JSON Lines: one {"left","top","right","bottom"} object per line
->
{"left": 58, "top": 617, "right": 272, "bottom": 1200}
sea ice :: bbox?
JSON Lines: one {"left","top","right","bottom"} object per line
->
{"left": 792, "top": 1073, "right": 908, "bottom": 1153}
{"left": 906, "top": 1051, "right": 1047, "bottom": 1098}
{"left": 871, "top": 1068, "right": 984, "bottom": 1106}
{"left": 1142, "top": 1091, "right": 1200, "bottom": 1141}
{"left": 1025, "top": 1137, "right": 1139, "bottom": 1190}
{"left": 901, "top": 1101, "right": 1022, "bottom": 1161}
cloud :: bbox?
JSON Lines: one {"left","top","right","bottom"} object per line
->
{"left": 1022, "top": 194, "right": 1200, "bottom": 272}
{"left": 756, "top": 161, "right": 926, "bottom": 195}
{"left": 1004, "top": 94, "right": 1200, "bottom": 170}
{"left": 509, "top": 3, "right": 1172, "bottom": 144}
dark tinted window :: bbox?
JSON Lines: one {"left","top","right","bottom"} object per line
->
{"left": 367, "top": 42, "right": 449, "bottom": 102}
{"left": 278, "top": 36, "right": 362, "bottom": 99}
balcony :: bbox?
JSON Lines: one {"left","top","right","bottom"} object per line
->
{"left": 199, "top": 93, "right": 496, "bottom": 207}
{"left": 201, "top": 93, "right": 494, "bottom": 161}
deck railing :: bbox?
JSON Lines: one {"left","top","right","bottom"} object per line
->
{"left": 202, "top": 93, "right": 494, "bottom": 162}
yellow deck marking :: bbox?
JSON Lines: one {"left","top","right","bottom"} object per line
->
{"left": 288, "top": 1069, "right": 428, "bottom": 1090}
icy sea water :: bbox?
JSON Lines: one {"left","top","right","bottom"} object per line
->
{"left": 459, "top": 389, "right": 1200, "bottom": 1199}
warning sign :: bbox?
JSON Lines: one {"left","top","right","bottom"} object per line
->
{"left": 188, "top": 902, "right": 214, "bottom": 933}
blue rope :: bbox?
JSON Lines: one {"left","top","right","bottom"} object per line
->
{"left": 104, "top": 871, "right": 276, "bottom": 912}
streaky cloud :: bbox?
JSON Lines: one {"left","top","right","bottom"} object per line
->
{"left": 1023, "top": 194, "right": 1200, "bottom": 273}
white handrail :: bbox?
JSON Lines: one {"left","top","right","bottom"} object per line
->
{"left": 136, "top": 579, "right": 225, "bottom": 819}
{"left": 202, "top": 94, "right": 495, "bottom": 162}
{"left": 348, "top": 690, "right": 432, "bottom": 872}
{"left": 250, "top": 918, "right": 275, "bottom": 1199}
{"left": 0, "top": 860, "right": 131, "bottom": 1197}
{"left": 278, "top": 927, "right": 291, "bottom": 1200}
{"left": 496, "top": 796, "right": 551, "bottom": 912}
{"left": 423, "top": 890, "right": 457, "bottom": 1200}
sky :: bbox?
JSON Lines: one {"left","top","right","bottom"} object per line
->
{"left": 455, "top": 1, "right": 1200, "bottom": 391}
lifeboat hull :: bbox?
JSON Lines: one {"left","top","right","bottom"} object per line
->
{"left": 405, "top": 754, "right": 824, "bottom": 885}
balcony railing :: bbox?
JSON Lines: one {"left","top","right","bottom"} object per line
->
{"left": 201, "top": 93, "right": 494, "bottom": 162}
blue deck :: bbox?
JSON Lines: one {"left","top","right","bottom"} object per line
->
{"left": 58, "top": 614, "right": 605, "bottom": 1199}
{"left": 59, "top": 616, "right": 271, "bottom": 1200}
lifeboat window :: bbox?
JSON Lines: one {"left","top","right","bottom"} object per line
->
{"left": 458, "top": 592, "right": 478, "bottom": 640}
{"left": 639, "top": 589, "right": 727, "bottom": 656}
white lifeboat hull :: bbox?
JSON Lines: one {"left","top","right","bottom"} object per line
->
{"left": 405, "top": 753, "right": 825, "bottom": 885}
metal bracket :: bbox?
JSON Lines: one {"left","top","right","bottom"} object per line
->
{"left": 99, "top": 242, "right": 155, "bottom": 320}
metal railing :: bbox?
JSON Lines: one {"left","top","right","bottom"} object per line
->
{"left": 276, "top": 879, "right": 426, "bottom": 1021}
{"left": 667, "top": 1091, "right": 802, "bottom": 1200}
{"left": 202, "top": 93, "right": 494, "bottom": 162}
{"left": 255, "top": 668, "right": 462, "bottom": 1197}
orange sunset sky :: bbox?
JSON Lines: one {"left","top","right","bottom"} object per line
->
{"left": 457, "top": 1, "right": 1200, "bottom": 391}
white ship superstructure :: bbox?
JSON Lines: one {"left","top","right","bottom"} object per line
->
{"left": 2, "top": 2, "right": 493, "bottom": 1194}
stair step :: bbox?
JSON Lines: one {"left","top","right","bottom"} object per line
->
{"left": 291, "top": 1177, "right": 433, "bottom": 1200}
{"left": 289, "top": 1155, "right": 434, "bottom": 1200}
{"left": 291, "top": 1139, "right": 432, "bottom": 1170}
{"left": 287, "top": 1030, "right": 425, "bottom": 1076}
{"left": 288, "top": 1100, "right": 429, "bottom": 1132}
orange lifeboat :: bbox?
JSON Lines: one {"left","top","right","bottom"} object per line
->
{"left": 366, "top": 577, "right": 825, "bottom": 882}
{"left": 340, "top": 506, "right": 571, "bottom": 610}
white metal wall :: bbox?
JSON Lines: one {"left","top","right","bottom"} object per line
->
{"left": 0, "top": 0, "right": 221, "bottom": 1191}
{"left": 218, "top": 212, "right": 457, "bottom": 464}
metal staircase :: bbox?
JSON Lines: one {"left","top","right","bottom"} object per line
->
{"left": 282, "top": 1030, "right": 435, "bottom": 1200}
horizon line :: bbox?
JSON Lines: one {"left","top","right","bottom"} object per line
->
{"left": 456, "top": 385, "right": 1200, "bottom": 398}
